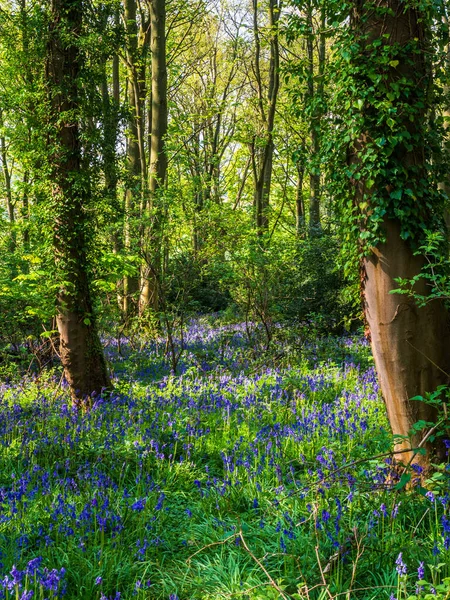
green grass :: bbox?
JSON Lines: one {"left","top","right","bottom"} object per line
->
{"left": 0, "top": 321, "right": 448, "bottom": 599}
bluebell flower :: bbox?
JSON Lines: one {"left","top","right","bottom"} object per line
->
{"left": 155, "top": 493, "right": 165, "bottom": 511}
{"left": 39, "top": 567, "right": 65, "bottom": 592}
{"left": 131, "top": 498, "right": 146, "bottom": 512}
{"left": 395, "top": 552, "right": 407, "bottom": 575}
{"left": 322, "top": 510, "right": 331, "bottom": 523}
{"left": 417, "top": 561, "right": 425, "bottom": 580}
{"left": 10, "top": 565, "right": 22, "bottom": 586}
{"left": 1, "top": 575, "right": 14, "bottom": 592}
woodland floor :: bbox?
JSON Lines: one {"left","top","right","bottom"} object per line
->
{"left": 0, "top": 318, "right": 449, "bottom": 599}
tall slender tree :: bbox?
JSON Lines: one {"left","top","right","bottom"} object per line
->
{"left": 305, "top": 0, "right": 325, "bottom": 231}
{"left": 251, "top": 0, "right": 281, "bottom": 234}
{"left": 123, "top": 0, "right": 143, "bottom": 316}
{"left": 140, "top": 0, "right": 168, "bottom": 312}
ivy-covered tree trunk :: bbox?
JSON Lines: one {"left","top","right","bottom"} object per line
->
{"left": 47, "top": 0, "right": 111, "bottom": 400}
{"left": 349, "top": 0, "right": 450, "bottom": 464}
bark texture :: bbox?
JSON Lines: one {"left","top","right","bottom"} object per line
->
{"left": 140, "top": 0, "right": 167, "bottom": 312}
{"left": 351, "top": 0, "right": 450, "bottom": 462}
{"left": 123, "top": 0, "right": 142, "bottom": 317}
{"left": 47, "top": 0, "right": 111, "bottom": 400}
{"left": 363, "top": 220, "right": 450, "bottom": 460}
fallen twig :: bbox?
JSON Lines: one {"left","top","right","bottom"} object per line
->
{"left": 238, "top": 529, "right": 290, "bottom": 600}
{"left": 186, "top": 532, "right": 239, "bottom": 563}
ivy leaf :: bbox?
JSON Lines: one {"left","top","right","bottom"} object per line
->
{"left": 390, "top": 189, "right": 402, "bottom": 200}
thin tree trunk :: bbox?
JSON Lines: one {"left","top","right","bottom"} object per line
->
{"left": 112, "top": 52, "right": 121, "bottom": 261}
{"left": 0, "top": 118, "right": 16, "bottom": 256}
{"left": 22, "top": 171, "right": 30, "bottom": 253}
{"left": 46, "top": 0, "right": 111, "bottom": 401}
{"left": 295, "top": 161, "right": 305, "bottom": 235}
{"left": 306, "top": 0, "right": 324, "bottom": 231}
{"left": 439, "top": 13, "right": 450, "bottom": 239}
{"left": 19, "top": 0, "right": 32, "bottom": 257}
{"left": 140, "top": 0, "right": 167, "bottom": 313}
{"left": 252, "top": 0, "right": 280, "bottom": 234}
{"left": 123, "top": 0, "right": 141, "bottom": 317}
{"left": 101, "top": 50, "right": 123, "bottom": 309}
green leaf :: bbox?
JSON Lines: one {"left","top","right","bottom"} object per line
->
{"left": 40, "top": 330, "right": 58, "bottom": 339}
{"left": 394, "top": 473, "right": 411, "bottom": 490}
{"left": 390, "top": 189, "right": 402, "bottom": 200}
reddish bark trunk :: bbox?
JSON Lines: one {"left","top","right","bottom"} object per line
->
{"left": 363, "top": 220, "right": 450, "bottom": 462}
{"left": 351, "top": 0, "right": 450, "bottom": 464}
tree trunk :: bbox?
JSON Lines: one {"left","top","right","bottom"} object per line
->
{"left": 295, "top": 161, "right": 305, "bottom": 235}
{"left": 363, "top": 220, "right": 450, "bottom": 462}
{"left": 251, "top": 0, "right": 280, "bottom": 235}
{"left": 22, "top": 171, "right": 30, "bottom": 254}
{"left": 140, "top": 0, "right": 167, "bottom": 313}
{"left": 350, "top": 0, "right": 450, "bottom": 464}
{"left": 123, "top": 0, "right": 141, "bottom": 317}
{"left": 306, "top": 0, "right": 324, "bottom": 231}
{"left": 0, "top": 130, "right": 16, "bottom": 256}
{"left": 47, "top": 0, "right": 111, "bottom": 401}
{"left": 101, "top": 47, "right": 123, "bottom": 310}
{"left": 19, "top": 0, "right": 32, "bottom": 257}
{"left": 439, "top": 12, "right": 450, "bottom": 239}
